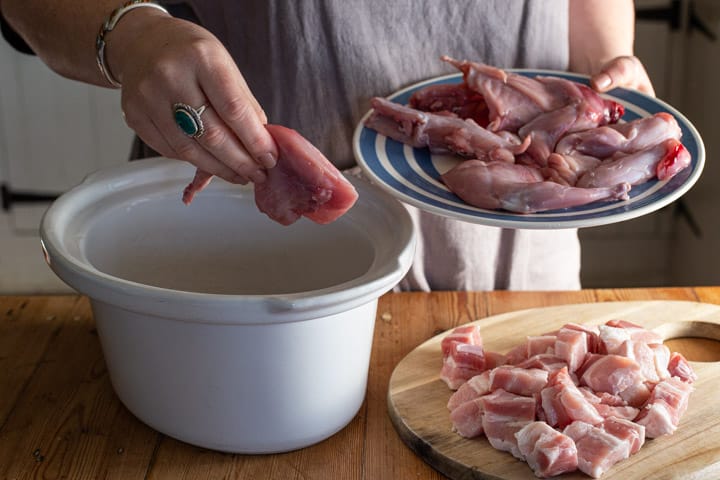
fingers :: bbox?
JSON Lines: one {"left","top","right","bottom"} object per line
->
{"left": 123, "top": 102, "right": 253, "bottom": 185}
{"left": 115, "top": 19, "right": 277, "bottom": 184}
{"left": 198, "top": 60, "right": 278, "bottom": 169}
{"left": 160, "top": 98, "right": 268, "bottom": 183}
{"left": 590, "top": 56, "right": 656, "bottom": 97}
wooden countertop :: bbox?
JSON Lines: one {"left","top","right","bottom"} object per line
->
{"left": 2, "top": 288, "right": 719, "bottom": 479}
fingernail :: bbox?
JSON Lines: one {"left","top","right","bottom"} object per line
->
{"left": 259, "top": 152, "right": 277, "bottom": 169}
{"left": 594, "top": 73, "right": 612, "bottom": 90}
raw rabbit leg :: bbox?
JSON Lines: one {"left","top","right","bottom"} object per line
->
{"left": 441, "top": 160, "right": 630, "bottom": 213}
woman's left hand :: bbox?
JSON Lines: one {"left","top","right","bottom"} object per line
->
{"left": 589, "top": 55, "right": 655, "bottom": 96}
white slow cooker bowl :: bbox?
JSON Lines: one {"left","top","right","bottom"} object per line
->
{"left": 40, "top": 157, "right": 416, "bottom": 453}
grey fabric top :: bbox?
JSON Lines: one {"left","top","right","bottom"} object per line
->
{"left": 165, "top": 0, "right": 581, "bottom": 291}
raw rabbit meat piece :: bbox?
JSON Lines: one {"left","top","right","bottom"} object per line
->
{"left": 576, "top": 138, "right": 691, "bottom": 189}
{"left": 441, "top": 160, "right": 630, "bottom": 213}
{"left": 182, "top": 124, "right": 358, "bottom": 226}
{"left": 408, "top": 83, "right": 489, "bottom": 126}
{"left": 441, "top": 56, "right": 623, "bottom": 133}
{"left": 254, "top": 124, "right": 359, "bottom": 225}
{"left": 365, "top": 97, "right": 529, "bottom": 162}
{"left": 555, "top": 112, "right": 682, "bottom": 158}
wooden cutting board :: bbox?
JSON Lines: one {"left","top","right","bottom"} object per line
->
{"left": 387, "top": 301, "right": 720, "bottom": 479}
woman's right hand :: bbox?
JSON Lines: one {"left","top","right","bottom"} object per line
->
{"left": 106, "top": 9, "right": 277, "bottom": 185}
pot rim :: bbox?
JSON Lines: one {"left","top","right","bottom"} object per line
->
{"left": 40, "top": 158, "right": 416, "bottom": 325}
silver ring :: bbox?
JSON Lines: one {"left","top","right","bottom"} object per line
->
{"left": 173, "top": 103, "right": 207, "bottom": 138}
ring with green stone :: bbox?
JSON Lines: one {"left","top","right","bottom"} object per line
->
{"left": 173, "top": 103, "right": 207, "bottom": 138}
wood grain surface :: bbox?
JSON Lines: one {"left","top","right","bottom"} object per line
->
{"left": 388, "top": 301, "right": 720, "bottom": 480}
{"left": 1, "top": 288, "right": 718, "bottom": 480}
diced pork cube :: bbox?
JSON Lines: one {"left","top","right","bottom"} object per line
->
{"left": 616, "top": 339, "right": 660, "bottom": 382}
{"left": 649, "top": 343, "right": 671, "bottom": 380}
{"left": 617, "top": 382, "right": 652, "bottom": 408}
{"left": 605, "top": 319, "right": 663, "bottom": 345}
{"left": 555, "top": 327, "right": 589, "bottom": 373}
{"left": 447, "top": 370, "right": 491, "bottom": 411}
{"left": 450, "top": 397, "right": 485, "bottom": 438}
{"left": 451, "top": 343, "right": 487, "bottom": 371}
{"left": 635, "top": 377, "right": 693, "bottom": 438}
{"left": 515, "top": 422, "right": 578, "bottom": 478}
{"left": 516, "top": 354, "right": 568, "bottom": 373}
{"left": 484, "top": 351, "right": 508, "bottom": 370}
{"left": 440, "top": 343, "right": 487, "bottom": 390}
{"left": 564, "top": 421, "right": 632, "bottom": 478}
{"left": 667, "top": 352, "right": 697, "bottom": 383}
{"left": 602, "top": 417, "right": 645, "bottom": 455}
{"left": 527, "top": 335, "right": 557, "bottom": 357}
{"left": 440, "top": 357, "right": 476, "bottom": 390}
{"left": 562, "top": 322, "right": 601, "bottom": 354}
{"left": 480, "top": 389, "right": 537, "bottom": 459}
{"left": 505, "top": 342, "right": 529, "bottom": 365}
{"left": 541, "top": 367, "right": 604, "bottom": 429}
{"left": 578, "top": 386, "right": 627, "bottom": 407}
{"left": 580, "top": 354, "right": 644, "bottom": 396}
{"left": 598, "top": 325, "right": 632, "bottom": 354}
{"left": 593, "top": 404, "right": 640, "bottom": 421}
{"left": 441, "top": 325, "right": 482, "bottom": 357}
{"left": 489, "top": 366, "right": 549, "bottom": 396}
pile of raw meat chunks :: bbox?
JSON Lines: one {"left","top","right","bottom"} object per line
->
{"left": 365, "top": 56, "right": 692, "bottom": 214}
{"left": 440, "top": 320, "right": 696, "bottom": 478}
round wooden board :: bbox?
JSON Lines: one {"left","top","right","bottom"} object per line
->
{"left": 387, "top": 301, "right": 720, "bottom": 479}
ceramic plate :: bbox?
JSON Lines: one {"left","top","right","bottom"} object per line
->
{"left": 353, "top": 71, "right": 705, "bottom": 229}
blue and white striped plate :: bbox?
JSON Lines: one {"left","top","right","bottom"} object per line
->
{"left": 352, "top": 71, "right": 705, "bottom": 229}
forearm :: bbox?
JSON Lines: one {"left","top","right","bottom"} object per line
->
{"left": 0, "top": 0, "right": 165, "bottom": 87}
{"left": 568, "top": 0, "right": 635, "bottom": 74}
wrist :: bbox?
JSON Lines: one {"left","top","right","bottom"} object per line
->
{"left": 100, "top": 3, "right": 171, "bottom": 87}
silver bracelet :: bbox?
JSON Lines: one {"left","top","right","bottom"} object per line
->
{"left": 95, "top": 0, "right": 169, "bottom": 88}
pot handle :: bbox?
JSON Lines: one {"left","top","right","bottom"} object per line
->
{"left": 265, "top": 259, "right": 407, "bottom": 314}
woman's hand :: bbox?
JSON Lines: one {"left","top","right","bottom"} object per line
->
{"left": 107, "top": 10, "right": 277, "bottom": 185}
{"left": 589, "top": 56, "right": 656, "bottom": 97}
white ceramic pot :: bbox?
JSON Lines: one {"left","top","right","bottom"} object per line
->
{"left": 40, "top": 158, "right": 415, "bottom": 453}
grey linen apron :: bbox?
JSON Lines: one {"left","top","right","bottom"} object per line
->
{"left": 151, "top": 0, "right": 581, "bottom": 291}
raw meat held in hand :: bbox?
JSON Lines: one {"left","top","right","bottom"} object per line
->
{"left": 182, "top": 124, "right": 358, "bottom": 226}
